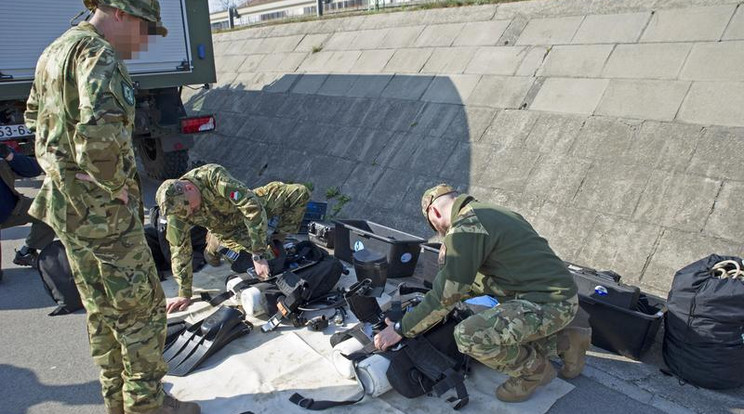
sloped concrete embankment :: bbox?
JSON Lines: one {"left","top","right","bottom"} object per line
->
{"left": 183, "top": 0, "right": 744, "bottom": 297}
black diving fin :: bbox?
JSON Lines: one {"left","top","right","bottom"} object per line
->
{"left": 164, "top": 306, "right": 252, "bottom": 377}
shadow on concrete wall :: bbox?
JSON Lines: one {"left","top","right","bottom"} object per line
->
{"left": 184, "top": 74, "right": 474, "bottom": 239}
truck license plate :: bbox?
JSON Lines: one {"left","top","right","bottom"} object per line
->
{"left": 0, "top": 124, "right": 32, "bottom": 140}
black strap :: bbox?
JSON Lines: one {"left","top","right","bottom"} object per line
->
{"left": 289, "top": 364, "right": 367, "bottom": 410}
{"left": 435, "top": 368, "right": 469, "bottom": 410}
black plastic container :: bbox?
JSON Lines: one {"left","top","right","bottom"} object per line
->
{"left": 299, "top": 201, "right": 327, "bottom": 234}
{"left": 567, "top": 262, "right": 640, "bottom": 310}
{"left": 334, "top": 219, "right": 424, "bottom": 278}
{"left": 581, "top": 293, "right": 666, "bottom": 360}
{"left": 412, "top": 242, "right": 442, "bottom": 288}
{"left": 353, "top": 249, "right": 388, "bottom": 288}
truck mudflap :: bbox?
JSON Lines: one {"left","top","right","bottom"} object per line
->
{"left": 159, "top": 134, "right": 195, "bottom": 153}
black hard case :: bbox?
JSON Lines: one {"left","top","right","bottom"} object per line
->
{"left": 566, "top": 262, "right": 640, "bottom": 310}
{"left": 333, "top": 219, "right": 424, "bottom": 278}
{"left": 412, "top": 242, "right": 442, "bottom": 288}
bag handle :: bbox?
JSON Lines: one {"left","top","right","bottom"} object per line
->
{"left": 711, "top": 260, "right": 744, "bottom": 280}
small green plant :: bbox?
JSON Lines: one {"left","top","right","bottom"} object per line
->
{"left": 303, "top": 181, "right": 315, "bottom": 191}
{"left": 325, "top": 186, "right": 340, "bottom": 199}
{"left": 311, "top": 45, "right": 323, "bottom": 53}
{"left": 330, "top": 194, "right": 352, "bottom": 218}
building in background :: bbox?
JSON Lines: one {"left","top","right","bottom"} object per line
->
{"left": 210, "top": 0, "right": 414, "bottom": 30}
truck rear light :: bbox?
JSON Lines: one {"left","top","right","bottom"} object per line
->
{"left": 180, "top": 115, "right": 215, "bottom": 134}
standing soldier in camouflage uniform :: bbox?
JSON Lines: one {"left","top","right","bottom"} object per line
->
{"left": 374, "top": 184, "right": 592, "bottom": 402}
{"left": 24, "top": 1, "right": 199, "bottom": 413}
{"left": 155, "top": 163, "right": 310, "bottom": 313}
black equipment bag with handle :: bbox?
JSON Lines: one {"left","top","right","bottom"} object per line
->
{"left": 291, "top": 307, "right": 471, "bottom": 411}
{"left": 37, "top": 241, "right": 84, "bottom": 316}
{"left": 663, "top": 254, "right": 744, "bottom": 389}
{"left": 259, "top": 242, "right": 343, "bottom": 315}
{"left": 385, "top": 307, "right": 471, "bottom": 408}
{"left": 150, "top": 206, "right": 207, "bottom": 273}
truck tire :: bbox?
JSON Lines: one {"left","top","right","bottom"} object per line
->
{"left": 137, "top": 138, "right": 188, "bottom": 179}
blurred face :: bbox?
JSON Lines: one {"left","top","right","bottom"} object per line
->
{"left": 110, "top": 9, "right": 151, "bottom": 59}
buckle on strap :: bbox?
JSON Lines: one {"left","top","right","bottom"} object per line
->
{"left": 289, "top": 393, "right": 315, "bottom": 409}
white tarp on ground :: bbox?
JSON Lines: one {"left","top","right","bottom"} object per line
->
{"left": 161, "top": 261, "right": 574, "bottom": 414}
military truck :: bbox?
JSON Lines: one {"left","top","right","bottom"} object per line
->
{"left": 0, "top": 0, "right": 217, "bottom": 179}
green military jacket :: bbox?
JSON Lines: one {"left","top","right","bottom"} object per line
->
{"left": 166, "top": 164, "right": 269, "bottom": 297}
{"left": 25, "top": 22, "right": 142, "bottom": 237}
{"left": 400, "top": 195, "right": 577, "bottom": 337}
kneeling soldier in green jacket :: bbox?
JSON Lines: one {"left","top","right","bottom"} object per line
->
{"left": 155, "top": 163, "right": 310, "bottom": 313}
{"left": 374, "top": 184, "right": 591, "bottom": 402}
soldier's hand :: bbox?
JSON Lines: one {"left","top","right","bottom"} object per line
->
{"left": 373, "top": 318, "right": 403, "bottom": 351}
{"left": 253, "top": 258, "right": 270, "bottom": 280}
{"left": 0, "top": 143, "right": 12, "bottom": 160}
{"left": 115, "top": 187, "right": 129, "bottom": 205}
{"left": 76, "top": 173, "right": 129, "bottom": 204}
{"left": 166, "top": 296, "right": 192, "bottom": 313}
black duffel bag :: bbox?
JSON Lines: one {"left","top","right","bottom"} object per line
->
{"left": 37, "top": 241, "right": 83, "bottom": 316}
{"left": 663, "top": 254, "right": 744, "bottom": 389}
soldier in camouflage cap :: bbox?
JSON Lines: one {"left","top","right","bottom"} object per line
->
{"left": 420, "top": 184, "right": 456, "bottom": 231}
{"left": 84, "top": 0, "right": 168, "bottom": 36}
{"left": 156, "top": 179, "right": 191, "bottom": 218}
{"left": 25, "top": 2, "right": 197, "bottom": 413}
{"left": 156, "top": 164, "right": 310, "bottom": 314}
{"left": 375, "top": 183, "right": 589, "bottom": 403}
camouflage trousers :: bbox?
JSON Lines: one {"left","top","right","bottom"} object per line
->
{"left": 454, "top": 295, "right": 578, "bottom": 377}
{"left": 59, "top": 225, "right": 167, "bottom": 413}
{"left": 208, "top": 182, "right": 310, "bottom": 255}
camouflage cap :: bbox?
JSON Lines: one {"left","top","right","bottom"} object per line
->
{"left": 421, "top": 184, "right": 457, "bottom": 229}
{"left": 84, "top": 0, "right": 168, "bottom": 36}
{"left": 156, "top": 179, "right": 191, "bottom": 218}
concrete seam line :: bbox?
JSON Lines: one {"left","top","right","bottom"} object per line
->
{"left": 718, "top": 3, "right": 740, "bottom": 41}
{"left": 671, "top": 81, "right": 693, "bottom": 123}
{"left": 636, "top": 9, "right": 656, "bottom": 43}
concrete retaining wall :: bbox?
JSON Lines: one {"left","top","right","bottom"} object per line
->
{"left": 183, "top": 0, "right": 744, "bottom": 295}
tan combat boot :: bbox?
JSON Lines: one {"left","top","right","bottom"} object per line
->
{"left": 138, "top": 395, "right": 201, "bottom": 414}
{"left": 204, "top": 232, "right": 221, "bottom": 267}
{"left": 557, "top": 326, "right": 592, "bottom": 379}
{"left": 496, "top": 354, "right": 556, "bottom": 403}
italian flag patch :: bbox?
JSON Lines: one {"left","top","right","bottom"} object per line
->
{"left": 230, "top": 191, "right": 241, "bottom": 201}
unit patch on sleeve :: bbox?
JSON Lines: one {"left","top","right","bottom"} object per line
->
{"left": 230, "top": 190, "right": 242, "bottom": 202}
{"left": 122, "top": 81, "right": 135, "bottom": 106}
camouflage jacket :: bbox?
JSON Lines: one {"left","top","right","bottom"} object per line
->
{"left": 400, "top": 195, "right": 578, "bottom": 337}
{"left": 165, "top": 164, "right": 269, "bottom": 297}
{"left": 24, "top": 22, "right": 142, "bottom": 237}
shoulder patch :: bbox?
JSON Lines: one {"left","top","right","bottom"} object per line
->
{"left": 121, "top": 81, "right": 135, "bottom": 106}
{"left": 229, "top": 190, "right": 242, "bottom": 202}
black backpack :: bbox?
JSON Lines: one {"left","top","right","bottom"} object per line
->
{"left": 663, "top": 254, "right": 744, "bottom": 389}
{"left": 37, "top": 241, "right": 83, "bottom": 316}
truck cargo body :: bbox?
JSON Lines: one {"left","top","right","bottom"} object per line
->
{"left": 0, "top": 0, "right": 217, "bottom": 178}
